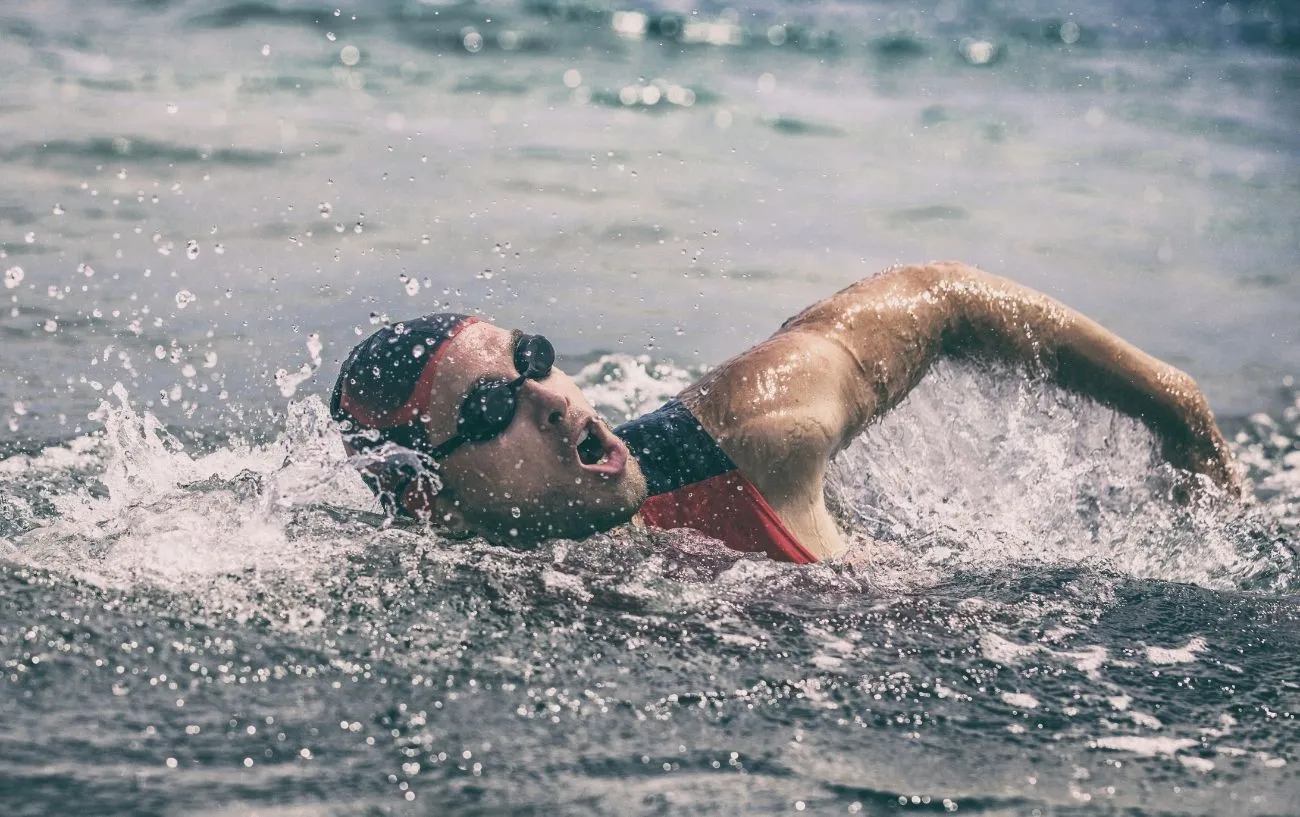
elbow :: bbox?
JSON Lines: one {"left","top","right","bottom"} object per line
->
{"left": 879, "top": 260, "right": 987, "bottom": 300}
{"left": 880, "top": 261, "right": 989, "bottom": 328}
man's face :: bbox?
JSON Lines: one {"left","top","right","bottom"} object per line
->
{"left": 421, "top": 321, "right": 648, "bottom": 542}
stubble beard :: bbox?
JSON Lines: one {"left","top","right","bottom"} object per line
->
{"left": 474, "top": 464, "right": 650, "bottom": 544}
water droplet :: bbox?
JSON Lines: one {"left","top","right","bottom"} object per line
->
{"left": 959, "top": 38, "right": 998, "bottom": 66}
{"left": 306, "top": 332, "right": 323, "bottom": 364}
{"left": 340, "top": 45, "right": 360, "bottom": 66}
{"left": 319, "top": 202, "right": 333, "bottom": 218}
{"left": 511, "top": 506, "right": 522, "bottom": 518}
{"left": 563, "top": 69, "right": 582, "bottom": 88}
{"left": 214, "top": 243, "right": 226, "bottom": 255}
{"left": 175, "top": 290, "right": 197, "bottom": 309}
{"left": 166, "top": 102, "right": 178, "bottom": 115}
{"left": 261, "top": 44, "right": 271, "bottom": 56}
{"left": 4, "top": 267, "right": 25, "bottom": 289}
{"left": 185, "top": 240, "right": 200, "bottom": 259}
{"left": 43, "top": 319, "right": 58, "bottom": 333}
{"left": 52, "top": 203, "right": 65, "bottom": 215}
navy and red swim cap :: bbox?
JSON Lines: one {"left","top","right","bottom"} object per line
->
{"left": 331, "top": 313, "right": 478, "bottom": 514}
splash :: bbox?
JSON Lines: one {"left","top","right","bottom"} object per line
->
{"left": 0, "top": 358, "right": 1296, "bottom": 614}
{"left": 1, "top": 384, "right": 380, "bottom": 604}
{"left": 829, "top": 361, "right": 1296, "bottom": 592}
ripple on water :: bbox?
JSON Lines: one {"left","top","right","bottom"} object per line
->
{"left": 0, "top": 358, "right": 1297, "bottom": 814}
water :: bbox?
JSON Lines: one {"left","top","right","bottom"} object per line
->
{"left": 2, "top": 0, "right": 1299, "bottom": 814}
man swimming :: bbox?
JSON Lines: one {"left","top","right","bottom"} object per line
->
{"left": 330, "top": 261, "right": 1240, "bottom": 563}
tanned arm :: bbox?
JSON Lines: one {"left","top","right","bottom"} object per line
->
{"left": 771, "top": 261, "right": 1238, "bottom": 491}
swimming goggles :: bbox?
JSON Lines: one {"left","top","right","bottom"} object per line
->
{"left": 425, "top": 332, "right": 556, "bottom": 460}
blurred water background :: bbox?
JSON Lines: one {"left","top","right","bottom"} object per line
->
{"left": 1, "top": 0, "right": 1299, "bottom": 814}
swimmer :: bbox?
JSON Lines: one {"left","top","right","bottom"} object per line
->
{"left": 331, "top": 261, "right": 1240, "bottom": 562}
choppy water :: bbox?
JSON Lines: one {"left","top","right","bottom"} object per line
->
{"left": 2, "top": 0, "right": 1299, "bottom": 814}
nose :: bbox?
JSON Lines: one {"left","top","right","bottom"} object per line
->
{"left": 521, "top": 378, "right": 569, "bottom": 428}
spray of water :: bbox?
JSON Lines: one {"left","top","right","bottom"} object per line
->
{"left": 0, "top": 358, "right": 1295, "bottom": 620}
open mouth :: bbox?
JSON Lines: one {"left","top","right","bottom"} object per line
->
{"left": 573, "top": 418, "right": 628, "bottom": 476}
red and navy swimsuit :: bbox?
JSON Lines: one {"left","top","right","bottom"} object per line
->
{"left": 614, "top": 400, "right": 818, "bottom": 564}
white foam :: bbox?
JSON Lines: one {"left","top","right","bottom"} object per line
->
{"left": 1000, "top": 692, "right": 1039, "bottom": 709}
{"left": 825, "top": 361, "right": 1273, "bottom": 591}
{"left": 4, "top": 386, "right": 379, "bottom": 608}
{"left": 980, "top": 633, "right": 1040, "bottom": 665}
{"left": 1129, "top": 711, "right": 1163, "bottom": 730}
{"left": 1178, "top": 756, "right": 1215, "bottom": 772}
{"left": 1145, "top": 637, "right": 1207, "bottom": 665}
{"left": 1092, "top": 736, "right": 1197, "bottom": 756}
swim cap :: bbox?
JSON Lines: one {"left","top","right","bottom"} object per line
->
{"left": 331, "top": 313, "right": 478, "bottom": 515}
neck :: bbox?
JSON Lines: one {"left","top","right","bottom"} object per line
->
{"left": 614, "top": 400, "right": 737, "bottom": 497}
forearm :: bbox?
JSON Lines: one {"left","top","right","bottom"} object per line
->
{"left": 931, "top": 262, "right": 1236, "bottom": 487}
{"left": 933, "top": 264, "right": 1192, "bottom": 432}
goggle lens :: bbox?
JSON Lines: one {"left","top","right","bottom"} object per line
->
{"left": 447, "top": 333, "right": 555, "bottom": 446}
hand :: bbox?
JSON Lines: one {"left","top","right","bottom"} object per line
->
{"left": 1158, "top": 377, "right": 1242, "bottom": 497}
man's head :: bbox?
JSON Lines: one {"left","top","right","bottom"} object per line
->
{"left": 332, "top": 314, "right": 648, "bottom": 542}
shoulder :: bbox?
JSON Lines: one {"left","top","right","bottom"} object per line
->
{"left": 679, "top": 332, "right": 857, "bottom": 482}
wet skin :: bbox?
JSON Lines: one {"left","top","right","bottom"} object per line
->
{"left": 411, "top": 321, "right": 648, "bottom": 542}
{"left": 413, "top": 262, "right": 1239, "bottom": 558}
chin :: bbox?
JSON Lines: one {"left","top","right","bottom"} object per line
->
{"left": 475, "top": 475, "right": 648, "bottom": 544}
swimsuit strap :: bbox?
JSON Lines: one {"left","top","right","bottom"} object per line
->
{"left": 613, "top": 399, "right": 736, "bottom": 496}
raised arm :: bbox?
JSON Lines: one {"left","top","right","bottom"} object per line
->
{"left": 690, "top": 261, "right": 1238, "bottom": 492}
